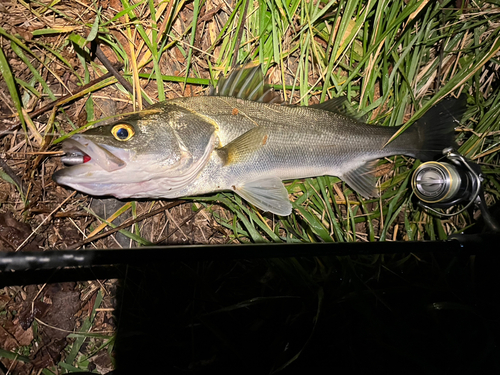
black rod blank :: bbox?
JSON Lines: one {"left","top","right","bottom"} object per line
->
{"left": 2, "top": 234, "right": 495, "bottom": 272}
{"left": 1, "top": 234, "right": 497, "bottom": 287}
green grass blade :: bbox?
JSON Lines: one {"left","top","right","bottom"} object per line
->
{"left": 0, "top": 45, "right": 25, "bottom": 130}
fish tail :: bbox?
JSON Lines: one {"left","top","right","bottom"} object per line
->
{"left": 410, "top": 94, "right": 467, "bottom": 161}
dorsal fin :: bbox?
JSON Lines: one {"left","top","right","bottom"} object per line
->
{"left": 308, "top": 97, "right": 348, "bottom": 113}
{"left": 309, "top": 97, "right": 365, "bottom": 121}
{"left": 209, "top": 64, "right": 281, "bottom": 103}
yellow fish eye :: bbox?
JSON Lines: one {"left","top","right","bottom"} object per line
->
{"left": 111, "top": 124, "right": 135, "bottom": 141}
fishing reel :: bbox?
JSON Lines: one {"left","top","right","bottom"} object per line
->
{"left": 411, "top": 148, "right": 482, "bottom": 218}
{"left": 411, "top": 147, "right": 500, "bottom": 237}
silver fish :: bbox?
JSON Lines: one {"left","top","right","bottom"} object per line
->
{"left": 53, "top": 66, "right": 464, "bottom": 216}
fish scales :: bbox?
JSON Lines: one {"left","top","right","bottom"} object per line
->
{"left": 168, "top": 96, "right": 413, "bottom": 181}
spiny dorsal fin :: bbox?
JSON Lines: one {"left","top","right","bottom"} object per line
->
{"left": 209, "top": 64, "right": 281, "bottom": 103}
{"left": 218, "top": 127, "right": 269, "bottom": 166}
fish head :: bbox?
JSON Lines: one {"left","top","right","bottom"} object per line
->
{"left": 53, "top": 105, "right": 217, "bottom": 198}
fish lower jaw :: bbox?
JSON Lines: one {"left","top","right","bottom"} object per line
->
{"left": 53, "top": 178, "right": 195, "bottom": 200}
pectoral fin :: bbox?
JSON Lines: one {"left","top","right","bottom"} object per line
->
{"left": 234, "top": 178, "right": 292, "bottom": 216}
{"left": 342, "top": 160, "right": 379, "bottom": 198}
{"left": 218, "top": 127, "right": 269, "bottom": 166}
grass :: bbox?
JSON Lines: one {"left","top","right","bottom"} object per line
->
{"left": 0, "top": 0, "right": 500, "bottom": 373}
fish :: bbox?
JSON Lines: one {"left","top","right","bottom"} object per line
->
{"left": 53, "top": 65, "right": 464, "bottom": 216}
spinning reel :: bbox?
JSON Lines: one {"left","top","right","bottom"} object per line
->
{"left": 411, "top": 148, "right": 499, "bottom": 233}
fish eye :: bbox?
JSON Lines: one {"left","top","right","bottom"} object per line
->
{"left": 111, "top": 124, "right": 135, "bottom": 141}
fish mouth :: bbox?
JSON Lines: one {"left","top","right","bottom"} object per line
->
{"left": 53, "top": 134, "right": 128, "bottom": 187}
{"left": 59, "top": 135, "right": 126, "bottom": 172}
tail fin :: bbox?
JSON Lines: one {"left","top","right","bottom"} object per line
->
{"left": 343, "top": 95, "right": 466, "bottom": 199}
{"left": 412, "top": 94, "right": 467, "bottom": 161}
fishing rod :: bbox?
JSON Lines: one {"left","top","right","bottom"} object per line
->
{"left": 0, "top": 233, "right": 499, "bottom": 287}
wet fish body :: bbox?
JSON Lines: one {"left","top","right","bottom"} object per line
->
{"left": 53, "top": 67, "right": 463, "bottom": 215}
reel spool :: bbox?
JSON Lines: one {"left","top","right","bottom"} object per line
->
{"left": 411, "top": 148, "right": 482, "bottom": 217}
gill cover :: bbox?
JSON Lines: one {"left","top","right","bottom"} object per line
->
{"left": 83, "top": 105, "right": 216, "bottom": 175}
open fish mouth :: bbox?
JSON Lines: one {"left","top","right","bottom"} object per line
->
{"left": 52, "top": 134, "right": 132, "bottom": 194}
{"left": 58, "top": 135, "right": 126, "bottom": 172}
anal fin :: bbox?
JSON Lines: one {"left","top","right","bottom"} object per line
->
{"left": 341, "top": 160, "right": 379, "bottom": 198}
{"left": 234, "top": 177, "right": 292, "bottom": 216}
